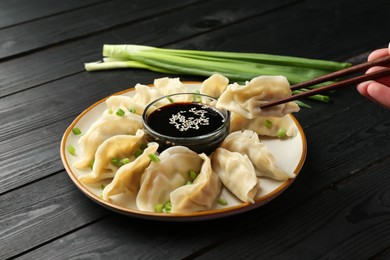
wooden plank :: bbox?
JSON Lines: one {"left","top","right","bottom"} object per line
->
{"left": 11, "top": 141, "right": 390, "bottom": 259}
{"left": 0, "top": 0, "right": 296, "bottom": 98}
{"left": 168, "top": 0, "right": 390, "bottom": 61}
{"left": 0, "top": 0, "right": 102, "bottom": 29}
{"left": 192, "top": 159, "right": 390, "bottom": 259}
{"left": 0, "top": 70, "right": 158, "bottom": 194}
{"left": 14, "top": 213, "right": 231, "bottom": 260}
{"left": 0, "top": 171, "right": 110, "bottom": 260}
{"left": 0, "top": 0, "right": 203, "bottom": 60}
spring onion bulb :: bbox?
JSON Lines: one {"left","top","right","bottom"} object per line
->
{"left": 85, "top": 44, "right": 351, "bottom": 103}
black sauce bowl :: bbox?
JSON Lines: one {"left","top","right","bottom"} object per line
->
{"left": 142, "top": 93, "right": 230, "bottom": 154}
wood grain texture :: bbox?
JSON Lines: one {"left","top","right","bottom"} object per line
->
{"left": 0, "top": 171, "right": 110, "bottom": 260}
{"left": 0, "top": 0, "right": 103, "bottom": 29}
{"left": 193, "top": 158, "right": 390, "bottom": 259}
{"left": 167, "top": 0, "right": 390, "bottom": 61}
{"left": 0, "top": 0, "right": 203, "bottom": 60}
{"left": 0, "top": 0, "right": 295, "bottom": 97}
{"left": 1, "top": 0, "right": 390, "bottom": 259}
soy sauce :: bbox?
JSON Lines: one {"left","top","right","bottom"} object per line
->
{"left": 147, "top": 102, "right": 225, "bottom": 138}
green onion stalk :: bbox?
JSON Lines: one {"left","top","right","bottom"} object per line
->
{"left": 85, "top": 44, "right": 351, "bottom": 105}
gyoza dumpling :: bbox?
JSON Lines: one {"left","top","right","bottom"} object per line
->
{"left": 132, "top": 83, "right": 164, "bottom": 106}
{"left": 78, "top": 130, "right": 147, "bottom": 184}
{"left": 200, "top": 74, "right": 229, "bottom": 98}
{"left": 220, "top": 130, "right": 295, "bottom": 181}
{"left": 153, "top": 77, "right": 190, "bottom": 95}
{"left": 136, "top": 146, "right": 203, "bottom": 212}
{"left": 170, "top": 153, "right": 222, "bottom": 213}
{"left": 211, "top": 148, "right": 259, "bottom": 203}
{"left": 105, "top": 95, "right": 146, "bottom": 116}
{"left": 229, "top": 112, "right": 297, "bottom": 137}
{"left": 73, "top": 111, "right": 142, "bottom": 169}
{"left": 102, "top": 142, "right": 159, "bottom": 200}
{"left": 216, "top": 76, "right": 300, "bottom": 118}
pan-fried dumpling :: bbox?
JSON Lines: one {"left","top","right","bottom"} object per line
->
{"left": 105, "top": 95, "right": 146, "bottom": 115}
{"left": 170, "top": 153, "right": 222, "bottom": 213}
{"left": 221, "top": 130, "right": 295, "bottom": 181}
{"left": 78, "top": 130, "right": 146, "bottom": 184}
{"left": 73, "top": 111, "right": 142, "bottom": 169}
{"left": 136, "top": 146, "right": 203, "bottom": 212}
{"left": 132, "top": 84, "right": 164, "bottom": 106}
{"left": 200, "top": 74, "right": 229, "bottom": 98}
{"left": 102, "top": 142, "right": 159, "bottom": 200}
{"left": 216, "top": 76, "right": 300, "bottom": 118}
{"left": 229, "top": 112, "right": 297, "bottom": 137}
{"left": 211, "top": 148, "right": 259, "bottom": 203}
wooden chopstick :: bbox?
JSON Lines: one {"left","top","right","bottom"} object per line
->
{"left": 260, "top": 56, "right": 390, "bottom": 109}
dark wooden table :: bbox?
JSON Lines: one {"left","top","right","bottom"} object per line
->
{"left": 1, "top": 0, "right": 390, "bottom": 259}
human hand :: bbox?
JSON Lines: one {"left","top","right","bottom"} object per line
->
{"left": 356, "top": 45, "right": 390, "bottom": 109}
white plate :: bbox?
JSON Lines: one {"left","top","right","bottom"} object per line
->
{"left": 60, "top": 82, "right": 307, "bottom": 221}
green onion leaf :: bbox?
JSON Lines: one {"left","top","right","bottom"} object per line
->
{"left": 111, "top": 158, "right": 123, "bottom": 167}
{"left": 133, "top": 149, "right": 143, "bottom": 158}
{"left": 189, "top": 170, "right": 197, "bottom": 181}
{"left": 148, "top": 153, "right": 160, "bottom": 162}
{"left": 163, "top": 201, "right": 172, "bottom": 213}
{"left": 264, "top": 120, "right": 273, "bottom": 129}
{"left": 116, "top": 108, "right": 125, "bottom": 117}
{"left": 89, "top": 159, "right": 95, "bottom": 170}
{"left": 277, "top": 128, "right": 287, "bottom": 139}
{"left": 166, "top": 96, "right": 174, "bottom": 103}
{"left": 67, "top": 145, "right": 76, "bottom": 156}
{"left": 120, "top": 158, "right": 131, "bottom": 165}
{"left": 154, "top": 203, "right": 163, "bottom": 213}
{"left": 128, "top": 107, "right": 136, "bottom": 113}
{"left": 218, "top": 197, "right": 228, "bottom": 206}
{"left": 72, "top": 127, "right": 82, "bottom": 135}
{"left": 140, "top": 143, "right": 148, "bottom": 150}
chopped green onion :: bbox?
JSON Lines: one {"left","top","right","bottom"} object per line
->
{"left": 148, "top": 153, "right": 160, "bottom": 162}
{"left": 111, "top": 157, "right": 131, "bottom": 167}
{"left": 189, "top": 170, "right": 197, "bottom": 181}
{"left": 99, "top": 185, "right": 106, "bottom": 198}
{"left": 264, "top": 120, "right": 273, "bottom": 129}
{"left": 111, "top": 158, "right": 123, "bottom": 167}
{"left": 154, "top": 201, "right": 172, "bottom": 213}
{"left": 108, "top": 109, "right": 113, "bottom": 114}
{"left": 218, "top": 197, "right": 228, "bottom": 206}
{"left": 72, "top": 127, "right": 82, "bottom": 135}
{"left": 154, "top": 203, "right": 164, "bottom": 213}
{"left": 133, "top": 149, "right": 143, "bottom": 158}
{"left": 67, "top": 145, "right": 76, "bottom": 156}
{"left": 277, "top": 128, "right": 287, "bottom": 139}
{"left": 163, "top": 201, "right": 172, "bottom": 213}
{"left": 186, "top": 181, "right": 193, "bottom": 185}
{"left": 128, "top": 107, "right": 136, "bottom": 113}
{"left": 89, "top": 159, "right": 95, "bottom": 169}
{"left": 116, "top": 108, "right": 125, "bottom": 117}
{"left": 166, "top": 96, "right": 174, "bottom": 103}
{"left": 192, "top": 91, "right": 202, "bottom": 102}
{"left": 140, "top": 143, "right": 148, "bottom": 150}
{"left": 120, "top": 158, "right": 130, "bottom": 165}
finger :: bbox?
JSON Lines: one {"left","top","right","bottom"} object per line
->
{"left": 368, "top": 48, "right": 389, "bottom": 61}
{"left": 364, "top": 82, "right": 390, "bottom": 109}
{"left": 365, "top": 66, "right": 390, "bottom": 86}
